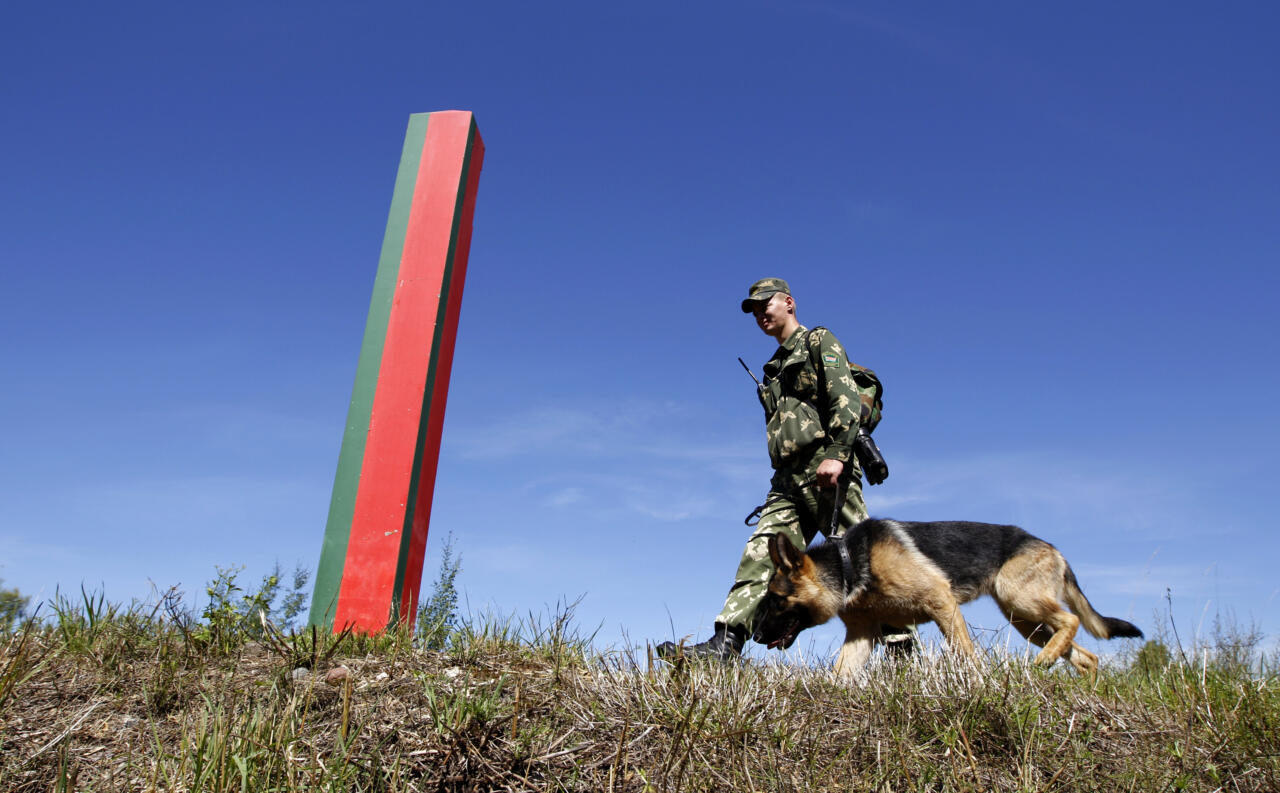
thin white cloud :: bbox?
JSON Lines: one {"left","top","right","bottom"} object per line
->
{"left": 442, "top": 400, "right": 764, "bottom": 526}
{"left": 545, "top": 487, "right": 585, "bottom": 507}
{"left": 69, "top": 474, "right": 327, "bottom": 532}
{"left": 627, "top": 493, "right": 716, "bottom": 522}
{"left": 864, "top": 449, "right": 1196, "bottom": 536}
{"left": 446, "top": 400, "right": 757, "bottom": 466}
{"left": 466, "top": 542, "right": 555, "bottom": 576}
{"left": 1073, "top": 562, "right": 1219, "bottom": 598}
{"left": 506, "top": 470, "right": 735, "bottom": 524}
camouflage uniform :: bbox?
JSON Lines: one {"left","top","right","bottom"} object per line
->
{"left": 716, "top": 323, "right": 872, "bottom": 634}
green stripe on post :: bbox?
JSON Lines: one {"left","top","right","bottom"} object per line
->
{"left": 308, "top": 114, "right": 431, "bottom": 630}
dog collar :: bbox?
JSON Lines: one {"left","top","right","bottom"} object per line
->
{"left": 834, "top": 537, "right": 855, "bottom": 597}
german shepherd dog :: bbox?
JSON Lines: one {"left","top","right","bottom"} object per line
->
{"left": 752, "top": 519, "right": 1143, "bottom": 677}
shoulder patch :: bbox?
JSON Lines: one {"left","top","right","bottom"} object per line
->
{"left": 822, "top": 352, "right": 839, "bottom": 365}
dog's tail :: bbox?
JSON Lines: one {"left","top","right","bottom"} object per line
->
{"left": 1062, "top": 564, "right": 1144, "bottom": 640}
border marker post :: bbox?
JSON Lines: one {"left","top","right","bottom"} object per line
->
{"left": 309, "top": 111, "right": 484, "bottom": 634}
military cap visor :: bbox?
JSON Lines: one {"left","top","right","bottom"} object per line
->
{"left": 740, "top": 278, "right": 792, "bottom": 312}
{"left": 740, "top": 290, "right": 787, "bottom": 312}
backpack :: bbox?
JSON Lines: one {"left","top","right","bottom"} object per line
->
{"left": 806, "top": 327, "right": 884, "bottom": 433}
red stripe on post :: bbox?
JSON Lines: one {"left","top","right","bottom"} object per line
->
{"left": 334, "top": 112, "right": 481, "bottom": 633}
{"left": 398, "top": 124, "right": 485, "bottom": 621}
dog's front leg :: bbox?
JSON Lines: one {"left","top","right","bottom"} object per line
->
{"left": 834, "top": 617, "right": 877, "bottom": 680}
{"left": 926, "top": 594, "right": 977, "bottom": 659}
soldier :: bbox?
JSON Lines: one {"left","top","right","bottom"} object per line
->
{"left": 657, "top": 278, "right": 908, "bottom": 660}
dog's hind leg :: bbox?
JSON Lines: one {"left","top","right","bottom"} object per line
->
{"left": 1007, "top": 603, "right": 1082, "bottom": 669}
{"left": 834, "top": 617, "right": 877, "bottom": 680}
{"left": 995, "top": 546, "right": 1090, "bottom": 673}
{"left": 1008, "top": 616, "right": 1099, "bottom": 676}
{"left": 1065, "top": 642, "right": 1099, "bottom": 677}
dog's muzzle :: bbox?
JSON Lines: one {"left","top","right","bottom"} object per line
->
{"left": 754, "top": 618, "right": 801, "bottom": 650}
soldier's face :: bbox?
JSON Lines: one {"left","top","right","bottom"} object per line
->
{"left": 752, "top": 294, "right": 791, "bottom": 336}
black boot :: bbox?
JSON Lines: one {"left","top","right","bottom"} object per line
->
{"left": 881, "top": 624, "right": 918, "bottom": 658}
{"left": 655, "top": 623, "right": 746, "bottom": 661}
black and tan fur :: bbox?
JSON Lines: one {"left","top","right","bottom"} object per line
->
{"left": 752, "top": 519, "right": 1143, "bottom": 677}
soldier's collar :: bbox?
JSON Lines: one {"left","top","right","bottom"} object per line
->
{"left": 763, "top": 326, "right": 810, "bottom": 378}
{"left": 779, "top": 325, "right": 808, "bottom": 351}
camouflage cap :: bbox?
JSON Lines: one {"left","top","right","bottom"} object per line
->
{"left": 740, "top": 278, "right": 792, "bottom": 312}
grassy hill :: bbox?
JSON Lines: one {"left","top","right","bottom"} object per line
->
{"left": 2, "top": 588, "right": 1277, "bottom": 792}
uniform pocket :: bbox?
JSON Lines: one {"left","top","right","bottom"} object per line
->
{"left": 766, "top": 396, "right": 826, "bottom": 465}
{"left": 789, "top": 367, "right": 818, "bottom": 400}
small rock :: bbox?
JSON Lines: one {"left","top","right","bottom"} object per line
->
{"left": 324, "top": 666, "right": 352, "bottom": 686}
{"left": 374, "top": 671, "right": 390, "bottom": 682}
{"left": 444, "top": 667, "right": 463, "bottom": 680}
{"left": 291, "top": 667, "right": 310, "bottom": 682}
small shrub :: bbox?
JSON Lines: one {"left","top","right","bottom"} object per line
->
{"left": 1133, "top": 639, "right": 1172, "bottom": 677}
{"left": 0, "top": 580, "right": 30, "bottom": 634}
{"left": 416, "top": 533, "right": 462, "bottom": 649}
{"left": 196, "top": 562, "right": 313, "bottom": 653}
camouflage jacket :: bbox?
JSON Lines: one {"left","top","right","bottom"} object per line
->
{"left": 757, "top": 325, "right": 867, "bottom": 473}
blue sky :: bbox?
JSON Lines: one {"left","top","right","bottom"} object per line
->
{"left": 3, "top": 2, "right": 1278, "bottom": 661}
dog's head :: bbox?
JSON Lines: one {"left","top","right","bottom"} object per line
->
{"left": 751, "top": 534, "right": 828, "bottom": 650}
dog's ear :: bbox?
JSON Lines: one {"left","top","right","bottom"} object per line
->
{"left": 767, "top": 533, "right": 789, "bottom": 570}
{"left": 768, "top": 533, "right": 804, "bottom": 573}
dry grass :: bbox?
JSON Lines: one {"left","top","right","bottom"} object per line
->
{"left": 1, "top": 595, "right": 1277, "bottom": 792}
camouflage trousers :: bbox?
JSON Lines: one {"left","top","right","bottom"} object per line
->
{"left": 716, "top": 477, "right": 867, "bottom": 635}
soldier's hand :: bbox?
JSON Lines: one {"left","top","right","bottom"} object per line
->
{"left": 816, "top": 458, "right": 845, "bottom": 489}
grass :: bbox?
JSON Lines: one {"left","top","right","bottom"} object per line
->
{"left": 1, "top": 588, "right": 1277, "bottom": 792}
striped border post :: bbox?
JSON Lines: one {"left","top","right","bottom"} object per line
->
{"left": 309, "top": 111, "right": 484, "bottom": 634}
